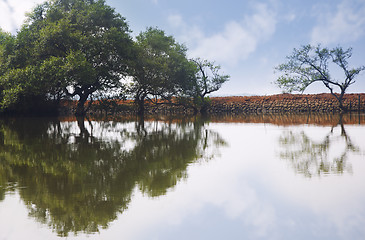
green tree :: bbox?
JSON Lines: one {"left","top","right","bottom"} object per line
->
{"left": 275, "top": 45, "right": 365, "bottom": 112}
{"left": 178, "top": 58, "right": 230, "bottom": 114}
{"left": 128, "top": 27, "right": 195, "bottom": 115}
{"left": 0, "top": 28, "right": 15, "bottom": 75}
{"left": 0, "top": 56, "right": 66, "bottom": 114}
{"left": 0, "top": 0, "right": 134, "bottom": 116}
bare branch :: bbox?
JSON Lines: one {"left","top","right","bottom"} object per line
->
{"left": 275, "top": 44, "right": 364, "bottom": 111}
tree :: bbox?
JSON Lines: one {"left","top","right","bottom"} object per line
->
{"left": 128, "top": 27, "right": 195, "bottom": 115}
{"left": 275, "top": 44, "right": 365, "bottom": 112}
{"left": 0, "top": 53, "right": 66, "bottom": 114}
{"left": 0, "top": 9, "right": 68, "bottom": 113}
{"left": 180, "top": 58, "right": 229, "bottom": 114}
{"left": 0, "top": 0, "right": 134, "bottom": 116}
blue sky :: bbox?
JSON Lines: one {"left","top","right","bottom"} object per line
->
{"left": 1, "top": 0, "right": 365, "bottom": 96}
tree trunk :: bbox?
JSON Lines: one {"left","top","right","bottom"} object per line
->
{"left": 192, "top": 106, "right": 199, "bottom": 115}
{"left": 136, "top": 96, "right": 145, "bottom": 116}
{"left": 337, "top": 91, "right": 347, "bottom": 112}
{"left": 76, "top": 116, "right": 90, "bottom": 139}
{"left": 330, "top": 90, "right": 347, "bottom": 113}
{"left": 199, "top": 96, "right": 209, "bottom": 115}
{"left": 136, "top": 115, "right": 147, "bottom": 136}
{"left": 200, "top": 104, "right": 208, "bottom": 115}
{"left": 75, "top": 94, "right": 88, "bottom": 116}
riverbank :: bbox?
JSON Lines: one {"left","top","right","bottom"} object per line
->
{"left": 59, "top": 93, "right": 365, "bottom": 116}
{"left": 208, "top": 93, "right": 365, "bottom": 114}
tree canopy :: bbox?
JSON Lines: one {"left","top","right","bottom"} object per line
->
{"left": 179, "top": 58, "right": 230, "bottom": 114}
{"left": 128, "top": 27, "right": 196, "bottom": 115}
{"left": 275, "top": 44, "right": 365, "bottom": 111}
{"left": 0, "top": 1, "right": 229, "bottom": 116}
{"left": 0, "top": 0, "right": 134, "bottom": 115}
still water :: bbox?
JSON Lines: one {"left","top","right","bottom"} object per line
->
{"left": 0, "top": 114, "right": 364, "bottom": 240}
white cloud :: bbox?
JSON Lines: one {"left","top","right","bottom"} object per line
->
{"left": 284, "top": 13, "right": 296, "bottom": 22}
{"left": 0, "top": 0, "right": 45, "bottom": 33}
{"left": 168, "top": 3, "right": 277, "bottom": 66}
{"left": 167, "top": 14, "right": 184, "bottom": 28}
{"left": 311, "top": 0, "right": 365, "bottom": 45}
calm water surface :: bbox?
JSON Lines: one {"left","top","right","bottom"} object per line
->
{"left": 0, "top": 114, "right": 365, "bottom": 240}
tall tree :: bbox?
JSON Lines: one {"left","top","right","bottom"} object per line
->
{"left": 0, "top": 0, "right": 134, "bottom": 115}
{"left": 275, "top": 44, "right": 365, "bottom": 112}
{"left": 128, "top": 27, "right": 195, "bottom": 115}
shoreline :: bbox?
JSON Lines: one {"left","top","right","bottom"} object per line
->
{"left": 60, "top": 93, "right": 365, "bottom": 116}
{"left": 2, "top": 93, "right": 363, "bottom": 117}
{"left": 208, "top": 93, "right": 365, "bottom": 114}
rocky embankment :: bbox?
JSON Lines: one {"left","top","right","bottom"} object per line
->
{"left": 208, "top": 93, "right": 365, "bottom": 114}
{"left": 60, "top": 93, "right": 365, "bottom": 115}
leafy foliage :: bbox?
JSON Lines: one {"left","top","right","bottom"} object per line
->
{"left": 0, "top": 0, "right": 134, "bottom": 115}
{"left": 179, "top": 58, "right": 230, "bottom": 113}
{"left": 0, "top": 1, "right": 229, "bottom": 116}
{"left": 128, "top": 27, "right": 195, "bottom": 115}
{"left": 275, "top": 44, "right": 365, "bottom": 111}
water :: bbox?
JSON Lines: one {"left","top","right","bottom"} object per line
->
{"left": 0, "top": 114, "right": 364, "bottom": 240}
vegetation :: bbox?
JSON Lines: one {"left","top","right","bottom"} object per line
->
{"left": 0, "top": 0, "right": 228, "bottom": 116}
{"left": 179, "top": 58, "right": 230, "bottom": 114}
{"left": 2, "top": 0, "right": 363, "bottom": 116}
{"left": 0, "top": 0, "right": 134, "bottom": 116}
{"left": 275, "top": 44, "right": 365, "bottom": 112}
{"left": 128, "top": 27, "right": 196, "bottom": 115}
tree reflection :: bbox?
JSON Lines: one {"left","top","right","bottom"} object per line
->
{"left": 279, "top": 115, "right": 360, "bottom": 177}
{"left": 0, "top": 116, "right": 225, "bottom": 236}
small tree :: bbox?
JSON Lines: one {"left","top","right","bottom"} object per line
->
{"left": 182, "top": 58, "right": 229, "bottom": 114}
{"left": 128, "top": 27, "right": 194, "bottom": 115}
{"left": 275, "top": 44, "right": 365, "bottom": 112}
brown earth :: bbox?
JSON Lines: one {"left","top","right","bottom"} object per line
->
{"left": 60, "top": 93, "right": 365, "bottom": 116}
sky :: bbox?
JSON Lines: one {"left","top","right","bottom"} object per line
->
{"left": 1, "top": 0, "right": 365, "bottom": 96}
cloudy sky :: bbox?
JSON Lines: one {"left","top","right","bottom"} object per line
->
{"left": 1, "top": 0, "right": 365, "bottom": 95}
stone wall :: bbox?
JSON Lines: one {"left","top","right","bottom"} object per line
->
{"left": 209, "top": 93, "right": 365, "bottom": 114}
{"left": 60, "top": 93, "right": 365, "bottom": 116}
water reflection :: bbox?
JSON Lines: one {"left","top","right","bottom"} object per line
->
{"left": 0, "top": 116, "right": 226, "bottom": 236}
{"left": 208, "top": 112, "right": 365, "bottom": 125}
{"left": 279, "top": 114, "right": 362, "bottom": 177}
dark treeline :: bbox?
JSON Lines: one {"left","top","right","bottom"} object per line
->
{"left": 0, "top": 0, "right": 229, "bottom": 116}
